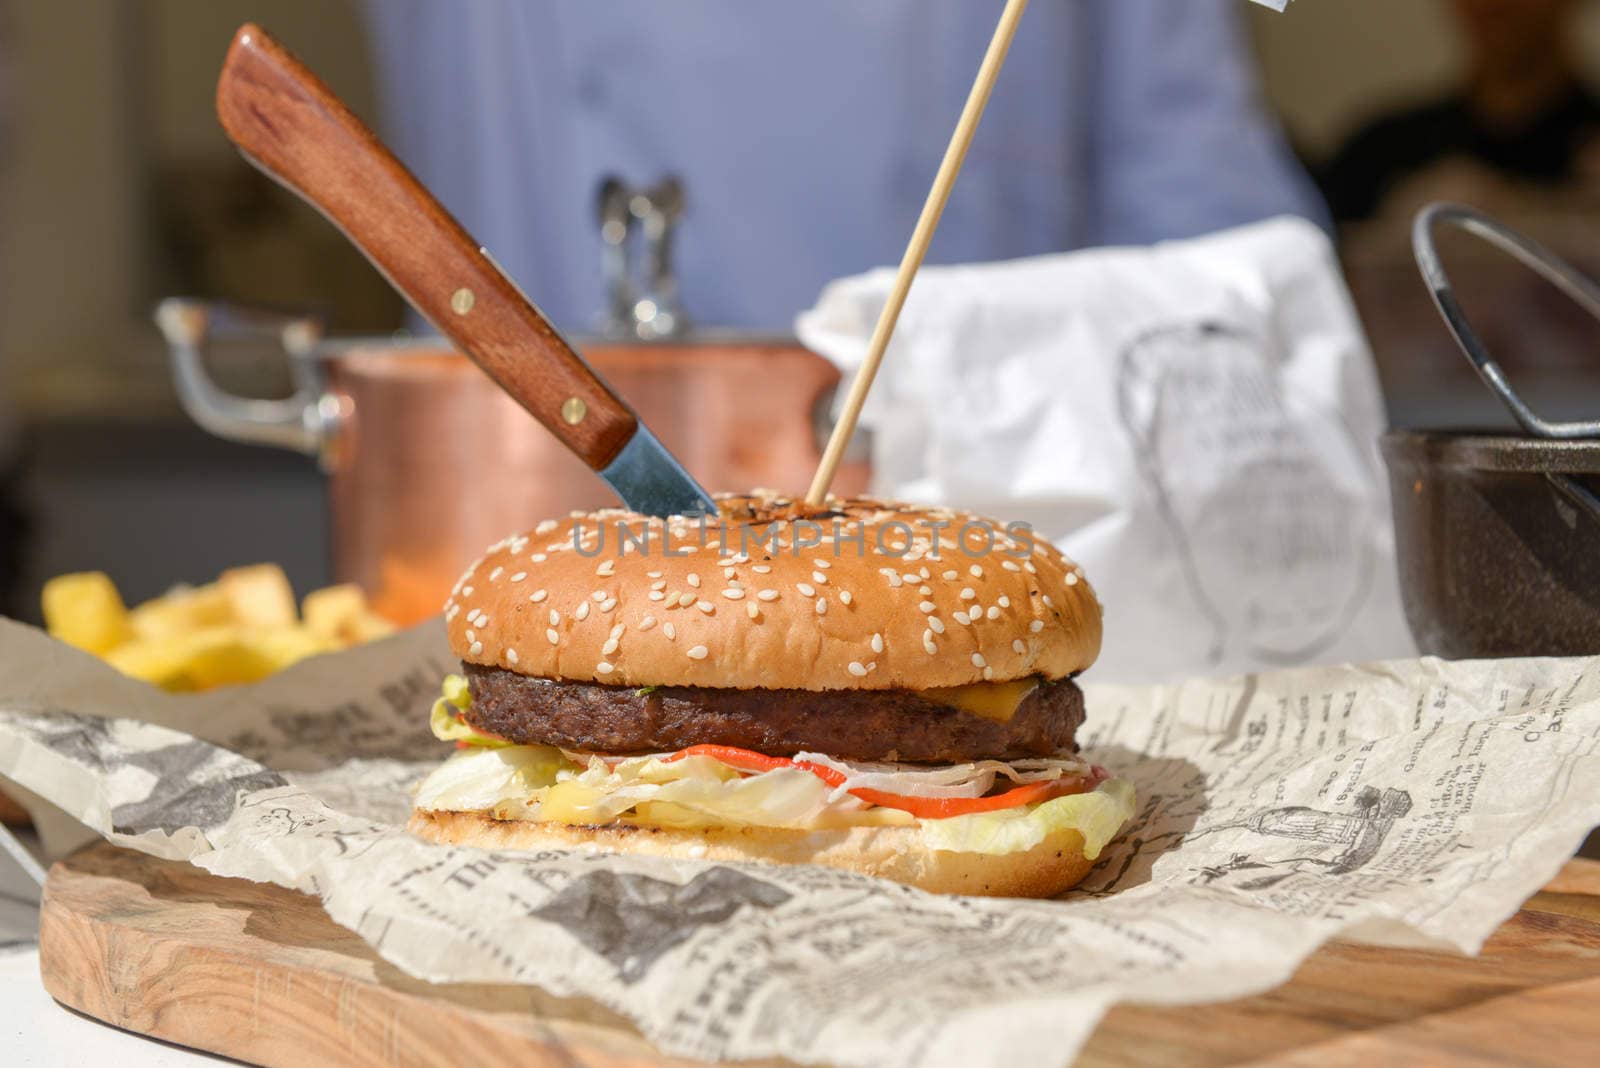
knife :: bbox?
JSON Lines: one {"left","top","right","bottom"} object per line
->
{"left": 214, "top": 24, "right": 716, "bottom": 519}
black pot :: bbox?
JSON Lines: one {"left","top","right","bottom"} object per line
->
{"left": 1380, "top": 430, "right": 1600, "bottom": 658}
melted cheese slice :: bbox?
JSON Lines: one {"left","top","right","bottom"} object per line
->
{"left": 923, "top": 677, "right": 1041, "bottom": 722}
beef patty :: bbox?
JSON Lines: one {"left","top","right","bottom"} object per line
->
{"left": 461, "top": 663, "right": 1085, "bottom": 763}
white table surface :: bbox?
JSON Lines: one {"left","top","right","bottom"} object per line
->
{"left": 0, "top": 830, "right": 220, "bottom": 1066}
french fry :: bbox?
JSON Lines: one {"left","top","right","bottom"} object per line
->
{"left": 302, "top": 583, "right": 367, "bottom": 640}
{"left": 42, "top": 572, "right": 134, "bottom": 654}
{"left": 130, "top": 583, "right": 233, "bottom": 641}
{"left": 304, "top": 583, "right": 398, "bottom": 645}
{"left": 220, "top": 564, "right": 298, "bottom": 627}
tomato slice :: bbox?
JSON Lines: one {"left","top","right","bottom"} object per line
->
{"left": 661, "top": 743, "right": 1093, "bottom": 817}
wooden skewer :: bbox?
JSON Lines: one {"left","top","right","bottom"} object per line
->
{"left": 805, "top": 0, "right": 1029, "bottom": 505}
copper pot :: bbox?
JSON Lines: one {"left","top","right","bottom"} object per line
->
{"left": 156, "top": 301, "right": 869, "bottom": 625}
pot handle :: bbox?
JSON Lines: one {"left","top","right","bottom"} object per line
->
{"left": 1412, "top": 202, "right": 1600, "bottom": 439}
{"left": 1413, "top": 203, "right": 1600, "bottom": 522}
{"left": 154, "top": 298, "right": 329, "bottom": 455}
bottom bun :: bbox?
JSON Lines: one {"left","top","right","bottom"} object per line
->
{"left": 409, "top": 808, "right": 1096, "bottom": 898}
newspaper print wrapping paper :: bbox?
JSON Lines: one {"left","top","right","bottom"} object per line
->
{"left": 2, "top": 616, "right": 1598, "bottom": 1068}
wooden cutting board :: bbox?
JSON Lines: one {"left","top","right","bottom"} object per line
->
{"left": 37, "top": 842, "right": 1600, "bottom": 1067}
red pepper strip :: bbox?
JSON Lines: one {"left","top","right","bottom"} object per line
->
{"left": 661, "top": 744, "right": 1094, "bottom": 818}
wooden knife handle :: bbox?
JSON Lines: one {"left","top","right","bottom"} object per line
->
{"left": 216, "top": 23, "right": 636, "bottom": 469}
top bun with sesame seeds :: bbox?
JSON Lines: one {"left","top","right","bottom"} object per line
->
{"left": 442, "top": 491, "right": 1101, "bottom": 692}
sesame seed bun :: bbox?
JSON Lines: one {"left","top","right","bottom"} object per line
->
{"left": 442, "top": 492, "right": 1101, "bottom": 690}
{"left": 408, "top": 807, "right": 1097, "bottom": 898}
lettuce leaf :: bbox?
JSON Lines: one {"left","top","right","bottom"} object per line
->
{"left": 428, "top": 673, "right": 510, "bottom": 747}
{"left": 917, "top": 777, "right": 1136, "bottom": 858}
{"left": 413, "top": 744, "right": 574, "bottom": 812}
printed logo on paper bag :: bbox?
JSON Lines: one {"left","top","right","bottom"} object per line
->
{"left": 1117, "top": 320, "right": 1375, "bottom": 666}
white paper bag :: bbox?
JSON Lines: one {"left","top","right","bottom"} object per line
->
{"left": 796, "top": 217, "right": 1413, "bottom": 683}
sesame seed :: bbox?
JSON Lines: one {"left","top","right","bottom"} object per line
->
{"left": 649, "top": 591, "right": 665, "bottom": 601}
{"left": 928, "top": 616, "right": 946, "bottom": 634}
{"left": 679, "top": 593, "right": 696, "bottom": 607}
{"left": 983, "top": 666, "right": 994, "bottom": 680}
{"left": 545, "top": 628, "right": 559, "bottom": 645}
{"left": 884, "top": 571, "right": 904, "bottom": 588}
{"left": 847, "top": 661, "right": 868, "bottom": 677}
{"left": 722, "top": 588, "right": 746, "bottom": 600}
{"left": 969, "top": 565, "right": 983, "bottom": 578}
{"left": 986, "top": 606, "right": 1001, "bottom": 620}
{"left": 507, "top": 647, "right": 520, "bottom": 664}
{"left": 601, "top": 638, "right": 619, "bottom": 656}
{"left": 488, "top": 567, "right": 503, "bottom": 581}
{"left": 918, "top": 600, "right": 936, "bottom": 613}
{"left": 871, "top": 633, "right": 884, "bottom": 653}
{"left": 815, "top": 598, "right": 828, "bottom": 615}
{"left": 1024, "top": 561, "right": 1037, "bottom": 574}
{"left": 664, "top": 622, "right": 677, "bottom": 640}
{"left": 812, "top": 571, "right": 828, "bottom": 585}
{"left": 470, "top": 640, "right": 483, "bottom": 656}
{"left": 972, "top": 652, "right": 987, "bottom": 668}
{"left": 697, "top": 601, "right": 714, "bottom": 614}
{"left": 1002, "top": 560, "right": 1021, "bottom": 572}
{"left": 592, "top": 590, "right": 607, "bottom": 601}
{"left": 813, "top": 558, "right": 832, "bottom": 569}
{"left": 918, "top": 585, "right": 932, "bottom": 596}
{"left": 839, "top": 590, "right": 853, "bottom": 605}
{"left": 600, "top": 599, "right": 617, "bottom": 613}
{"left": 687, "top": 645, "right": 709, "bottom": 660}
{"left": 445, "top": 605, "right": 460, "bottom": 621}
{"left": 953, "top": 611, "right": 971, "bottom": 625}
{"left": 549, "top": 609, "right": 561, "bottom": 626}
{"left": 942, "top": 570, "right": 959, "bottom": 580}
{"left": 531, "top": 553, "right": 547, "bottom": 563}
{"left": 647, "top": 570, "right": 662, "bottom": 578}
{"left": 535, "top": 519, "right": 559, "bottom": 535}
{"left": 465, "top": 629, "right": 476, "bottom": 643}
{"left": 797, "top": 582, "right": 816, "bottom": 597}
{"left": 998, "top": 595, "right": 1011, "bottom": 608}
{"left": 639, "top": 615, "right": 657, "bottom": 631}
{"left": 597, "top": 560, "right": 615, "bottom": 576}
{"left": 1065, "top": 572, "right": 1079, "bottom": 586}
{"left": 651, "top": 579, "right": 666, "bottom": 591}
{"left": 724, "top": 567, "right": 736, "bottom": 579}
{"left": 923, "top": 628, "right": 933, "bottom": 644}
{"left": 531, "top": 589, "right": 548, "bottom": 603}
{"left": 1042, "top": 594, "right": 1055, "bottom": 609}
{"left": 510, "top": 571, "right": 527, "bottom": 583}
{"left": 750, "top": 589, "right": 776, "bottom": 603}
{"left": 960, "top": 587, "right": 976, "bottom": 600}
{"left": 1030, "top": 619, "right": 1044, "bottom": 633}
{"left": 596, "top": 661, "right": 614, "bottom": 674}
{"left": 1012, "top": 639, "right": 1026, "bottom": 654}
{"left": 753, "top": 564, "right": 772, "bottom": 574}
{"left": 575, "top": 602, "right": 591, "bottom": 621}
{"left": 610, "top": 623, "right": 624, "bottom": 638}
{"left": 747, "top": 602, "right": 760, "bottom": 619}
{"left": 462, "top": 585, "right": 475, "bottom": 597}
{"left": 919, "top": 567, "right": 931, "bottom": 580}
{"left": 924, "top": 637, "right": 938, "bottom": 655}
{"left": 686, "top": 573, "right": 701, "bottom": 588}
{"left": 901, "top": 573, "right": 919, "bottom": 584}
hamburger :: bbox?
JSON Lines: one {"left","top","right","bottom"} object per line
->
{"left": 410, "top": 492, "right": 1133, "bottom": 897}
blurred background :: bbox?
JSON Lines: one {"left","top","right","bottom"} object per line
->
{"left": 6, "top": 0, "right": 1600, "bottom": 625}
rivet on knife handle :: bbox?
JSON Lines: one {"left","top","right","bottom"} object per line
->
{"left": 215, "top": 23, "right": 640, "bottom": 473}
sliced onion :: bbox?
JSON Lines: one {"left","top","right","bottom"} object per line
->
{"left": 794, "top": 751, "right": 1092, "bottom": 802}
